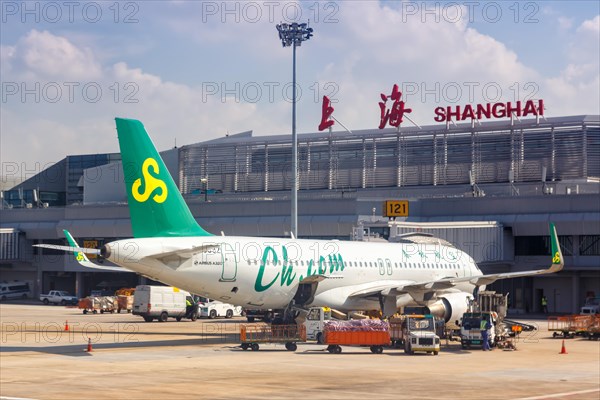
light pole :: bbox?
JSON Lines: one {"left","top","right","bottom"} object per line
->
{"left": 276, "top": 22, "right": 313, "bottom": 238}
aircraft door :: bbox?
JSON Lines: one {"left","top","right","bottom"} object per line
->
{"left": 378, "top": 258, "right": 385, "bottom": 275}
{"left": 220, "top": 243, "right": 238, "bottom": 282}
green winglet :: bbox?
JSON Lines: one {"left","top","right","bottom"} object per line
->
{"left": 548, "top": 223, "right": 564, "bottom": 272}
{"left": 114, "top": 118, "right": 213, "bottom": 238}
{"left": 63, "top": 229, "right": 89, "bottom": 263}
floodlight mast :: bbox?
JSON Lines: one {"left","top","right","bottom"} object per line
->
{"left": 276, "top": 22, "right": 313, "bottom": 239}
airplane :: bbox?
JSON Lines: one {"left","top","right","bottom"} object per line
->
{"left": 35, "top": 118, "right": 564, "bottom": 323}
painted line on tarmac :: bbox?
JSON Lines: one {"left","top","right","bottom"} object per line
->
{"left": 1, "top": 397, "right": 40, "bottom": 400}
{"left": 517, "top": 388, "right": 600, "bottom": 400}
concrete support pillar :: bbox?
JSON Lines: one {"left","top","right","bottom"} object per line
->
{"left": 572, "top": 272, "right": 580, "bottom": 314}
{"left": 75, "top": 272, "right": 84, "bottom": 298}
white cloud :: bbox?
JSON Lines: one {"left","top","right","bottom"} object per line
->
{"left": 1, "top": 6, "right": 599, "bottom": 170}
{"left": 14, "top": 30, "right": 102, "bottom": 81}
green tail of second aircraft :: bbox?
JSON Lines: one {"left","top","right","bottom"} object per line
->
{"left": 115, "top": 118, "right": 213, "bottom": 238}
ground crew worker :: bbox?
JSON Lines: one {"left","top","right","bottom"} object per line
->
{"left": 541, "top": 296, "right": 548, "bottom": 313}
{"left": 480, "top": 318, "right": 491, "bottom": 351}
{"left": 186, "top": 297, "right": 193, "bottom": 316}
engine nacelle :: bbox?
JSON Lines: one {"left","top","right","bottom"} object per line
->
{"left": 426, "top": 292, "right": 472, "bottom": 323}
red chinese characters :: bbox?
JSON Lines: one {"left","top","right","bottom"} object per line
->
{"left": 379, "top": 84, "right": 412, "bottom": 129}
{"left": 318, "top": 95, "right": 335, "bottom": 131}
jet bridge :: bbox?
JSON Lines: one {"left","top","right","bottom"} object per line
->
{"left": 354, "top": 221, "right": 507, "bottom": 264}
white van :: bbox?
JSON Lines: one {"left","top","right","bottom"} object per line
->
{"left": 133, "top": 285, "right": 193, "bottom": 322}
{"left": 0, "top": 281, "right": 32, "bottom": 301}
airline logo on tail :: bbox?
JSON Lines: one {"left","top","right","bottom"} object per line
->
{"left": 132, "top": 158, "right": 168, "bottom": 203}
{"left": 552, "top": 252, "right": 561, "bottom": 264}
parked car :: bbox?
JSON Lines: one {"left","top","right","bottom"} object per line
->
{"left": 39, "top": 290, "right": 78, "bottom": 305}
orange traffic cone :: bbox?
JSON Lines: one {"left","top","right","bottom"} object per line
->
{"left": 86, "top": 338, "right": 93, "bottom": 352}
{"left": 559, "top": 339, "right": 567, "bottom": 354}
{"left": 64, "top": 320, "right": 69, "bottom": 331}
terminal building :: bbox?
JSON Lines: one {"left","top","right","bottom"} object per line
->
{"left": 1, "top": 114, "right": 599, "bottom": 314}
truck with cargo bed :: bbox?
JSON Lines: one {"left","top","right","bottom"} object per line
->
{"left": 39, "top": 290, "right": 78, "bottom": 305}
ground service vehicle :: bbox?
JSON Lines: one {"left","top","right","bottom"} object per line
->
{"left": 304, "top": 306, "right": 333, "bottom": 343}
{"left": 460, "top": 312, "right": 498, "bottom": 349}
{"left": 0, "top": 281, "right": 32, "bottom": 300}
{"left": 580, "top": 297, "right": 600, "bottom": 315}
{"left": 390, "top": 315, "right": 441, "bottom": 355}
{"left": 323, "top": 320, "right": 390, "bottom": 354}
{"left": 198, "top": 300, "right": 243, "bottom": 318}
{"left": 39, "top": 290, "right": 78, "bottom": 305}
{"left": 132, "top": 285, "right": 195, "bottom": 322}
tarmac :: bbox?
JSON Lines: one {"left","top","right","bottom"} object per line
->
{"left": 1, "top": 303, "right": 599, "bottom": 400}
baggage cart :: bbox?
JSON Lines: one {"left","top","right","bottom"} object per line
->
{"left": 323, "top": 320, "right": 390, "bottom": 354}
{"left": 116, "top": 295, "right": 133, "bottom": 313}
{"left": 548, "top": 315, "right": 591, "bottom": 338}
{"left": 586, "top": 315, "right": 600, "bottom": 340}
{"left": 78, "top": 296, "right": 117, "bottom": 314}
{"left": 240, "top": 324, "right": 306, "bottom": 351}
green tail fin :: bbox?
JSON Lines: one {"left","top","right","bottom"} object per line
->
{"left": 115, "top": 118, "right": 213, "bottom": 238}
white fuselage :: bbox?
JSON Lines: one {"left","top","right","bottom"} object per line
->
{"left": 104, "top": 236, "right": 481, "bottom": 311}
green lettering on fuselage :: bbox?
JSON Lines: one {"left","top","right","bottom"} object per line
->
{"left": 254, "top": 246, "right": 344, "bottom": 293}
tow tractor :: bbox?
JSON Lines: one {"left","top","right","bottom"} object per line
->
{"left": 459, "top": 291, "right": 515, "bottom": 349}
{"left": 304, "top": 306, "right": 333, "bottom": 344}
{"left": 390, "top": 314, "right": 441, "bottom": 355}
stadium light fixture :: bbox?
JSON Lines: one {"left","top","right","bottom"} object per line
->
{"left": 276, "top": 22, "right": 313, "bottom": 238}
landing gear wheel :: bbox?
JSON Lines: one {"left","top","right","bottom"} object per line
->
{"left": 225, "top": 309, "right": 233, "bottom": 319}
{"left": 285, "top": 342, "right": 297, "bottom": 351}
{"left": 250, "top": 343, "right": 259, "bottom": 351}
{"left": 159, "top": 312, "right": 168, "bottom": 322}
{"left": 241, "top": 343, "right": 249, "bottom": 351}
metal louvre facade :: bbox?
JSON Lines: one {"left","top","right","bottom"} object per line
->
{"left": 178, "top": 116, "right": 599, "bottom": 194}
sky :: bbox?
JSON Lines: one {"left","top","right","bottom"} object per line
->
{"left": 1, "top": 0, "right": 599, "bottom": 179}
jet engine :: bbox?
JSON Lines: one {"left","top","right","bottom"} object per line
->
{"left": 426, "top": 292, "right": 472, "bottom": 323}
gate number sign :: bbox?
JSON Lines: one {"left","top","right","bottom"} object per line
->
{"left": 383, "top": 200, "right": 409, "bottom": 218}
